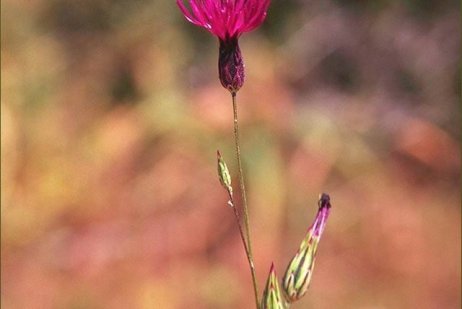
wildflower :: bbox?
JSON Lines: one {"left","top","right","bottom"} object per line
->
{"left": 176, "top": 0, "right": 271, "bottom": 93}
{"left": 261, "top": 263, "right": 286, "bottom": 309}
{"left": 282, "top": 193, "right": 331, "bottom": 303}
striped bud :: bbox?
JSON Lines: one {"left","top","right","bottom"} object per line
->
{"left": 261, "top": 263, "right": 287, "bottom": 309}
{"left": 217, "top": 150, "right": 233, "bottom": 198}
{"left": 282, "top": 193, "right": 331, "bottom": 303}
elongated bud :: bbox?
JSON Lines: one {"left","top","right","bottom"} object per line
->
{"left": 282, "top": 193, "right": 331, "bottom": 303}
{"left": 261, "top": 263, "right": 287, "bottom": 309}
{"left": 217, "top": 150, "right": 233, "bottom": 197}
{"left": 218, "top": 37, "right": 244, "bottom": 93}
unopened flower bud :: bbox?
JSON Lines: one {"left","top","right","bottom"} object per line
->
{"left": 282, "top": 193, "right": 331, "bottom": 303}
{"left": 217, "top": 150, "right": 233, "bottom": 197}
{"left": 261, "top": 263, "right": 287, "bottom": 309}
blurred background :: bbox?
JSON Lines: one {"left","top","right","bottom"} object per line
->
{"left": 1, "top": 0, "right": 460, "bottom": 308}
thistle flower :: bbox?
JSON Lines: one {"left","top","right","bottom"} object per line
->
{"left": 261, "top": 263, "right": 286, "bottom": 309}
{"left": 282, "top": 193, "right": 332, "bottom": 303}
{"left": 177, "top": 0, "right": 271, "bottom": 93}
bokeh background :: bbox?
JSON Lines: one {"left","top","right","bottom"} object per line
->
{"left": 2, "top": 0, "right": 460, "bottom": 308}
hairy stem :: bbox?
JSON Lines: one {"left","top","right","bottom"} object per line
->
{"left": 231, "top": 92, "right": 259, "bottom": 308}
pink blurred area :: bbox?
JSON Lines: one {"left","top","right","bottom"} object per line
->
{"left": 1, "top": 0, "right": 460, "bottom": 308}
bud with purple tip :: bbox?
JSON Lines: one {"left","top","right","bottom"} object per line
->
{"left": 282, "top": 193, "right": 332, "bottom": 303}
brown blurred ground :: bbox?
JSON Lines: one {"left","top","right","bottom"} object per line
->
{"left": 1, "top": 0, "right": 460, "bottom": 308}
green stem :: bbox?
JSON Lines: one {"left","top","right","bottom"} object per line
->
{"left": 226, "top": 194, "right": 253, "bottom": 291}
{"left": 231, "top": 92, "right": 259, "bottom": 308}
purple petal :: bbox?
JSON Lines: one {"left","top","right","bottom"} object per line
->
{"left": 176, "top": 0, "right": 201, "bottom": 25}
{"left": 177, "top": 0, "right": 270, "bottom": 39}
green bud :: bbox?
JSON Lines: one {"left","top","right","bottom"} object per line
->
{"left": 282, "top": 237, "right": 317, "bottom": 303}
{"left": 217, "top": 150, "right": 233, "bottom": 197}
{"left": 261, "top": 263, "right": 287, "bottom": 309}
{"left": 282, "top": 194, "right": 331, "bottom": 303}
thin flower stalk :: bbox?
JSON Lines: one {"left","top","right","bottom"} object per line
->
{"left": 217, "top": 150, "right": 252, "bottom": 272}
{"left": 217, "top": 148, "right": 258, "bottom": 307}
{"left": 232, "top": 92, "right": 259, "bottom": 307}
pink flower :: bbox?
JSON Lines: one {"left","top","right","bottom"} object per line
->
{"left": 177, "top": 0, "right": 271, "bottom": 93}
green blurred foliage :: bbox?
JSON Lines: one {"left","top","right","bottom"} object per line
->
{"left": 1, "top": 0, "right": 460, "bottom": 308}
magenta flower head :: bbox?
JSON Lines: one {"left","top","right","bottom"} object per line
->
{"left": 177, "top": 0, "right": 271, "bottom": 93}
{"left": 282, "top": 193, "right": 331, "bottom": 303}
